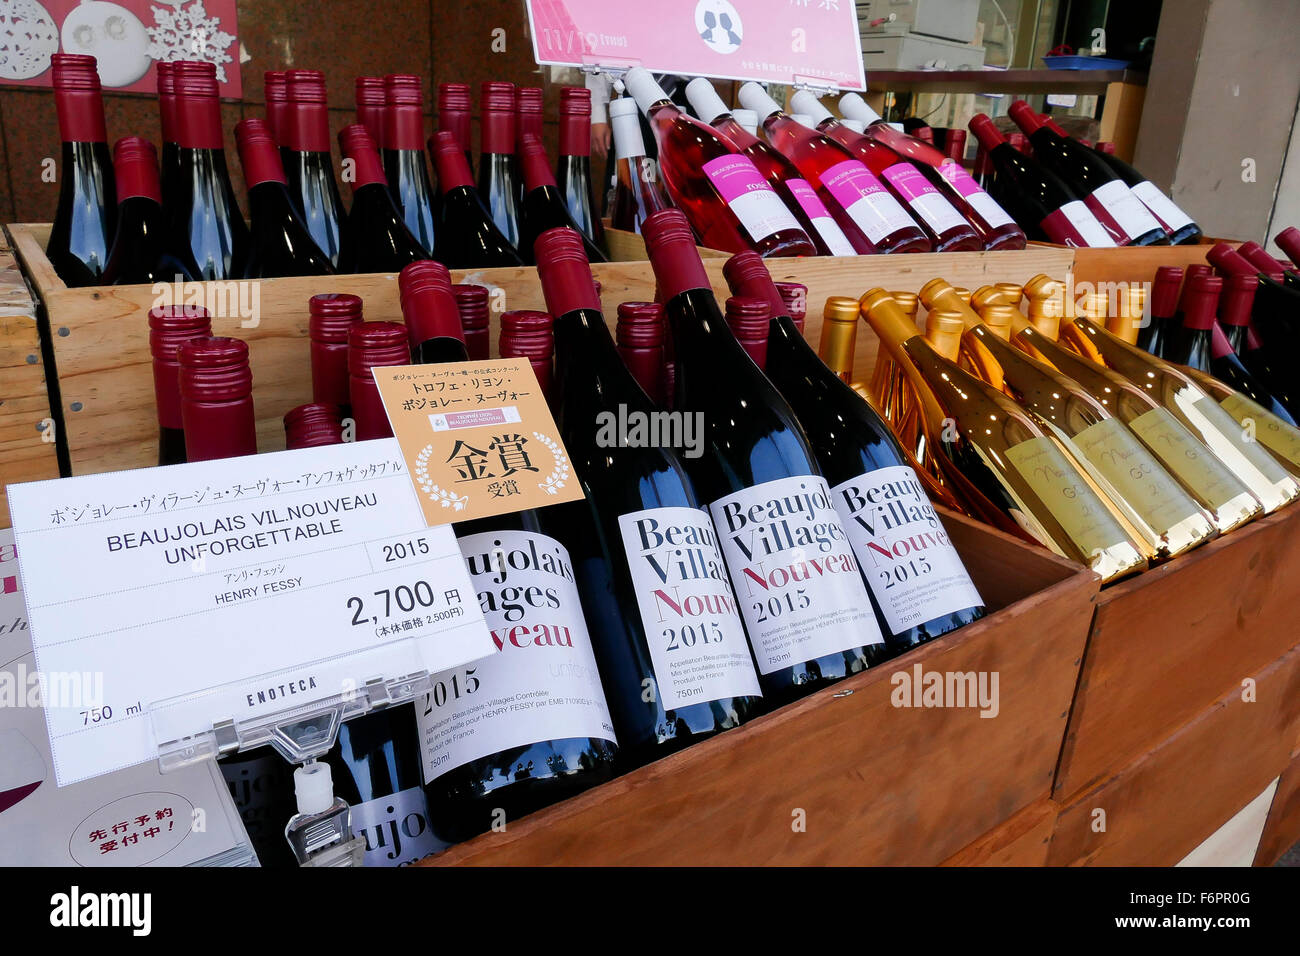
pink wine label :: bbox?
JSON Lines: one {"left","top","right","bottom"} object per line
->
{"left": 785, "top": 178, "right": 856, "bottom": 255}
{"left": 820, "top": 159, "right": 916, "bottom": 243}
{"left": 881, "top": 162, "right": 967, "bottom": 234}
{"left": 703, "top": 154, "right": 803, "bottom": 242}
{"left": 1040, "top": 200, "right": 1115, "bottom": 247}
{"left": 938, "top": 161, "right": 1017, "bottom": 229}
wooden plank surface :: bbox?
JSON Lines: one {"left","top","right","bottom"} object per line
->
{"left": 422, "top": 510, "right": 1096, "bottom": 865}
{"left": 1048, "top": 642, "right": 1300, "bottom": 866}
{"left": 1055, "top": 503, "right": 1300, "bottom": 799}
{"left": 941, "top": 798, "right": 1060, "bottom": 867}
{"left": 0, "top": 247, "right": 60, "bottom": 528}
{"left": 8, "top": 223, "right": 1075, "bottom": 478}
{"left": 1254, "top": 748, "right": 1300, "bottom": 866}
{"left": 866, "top": 69, "right": 1148, "bottom": 95}
{"left": 1069, "top": 239, "right": 1228, "bottom": 287}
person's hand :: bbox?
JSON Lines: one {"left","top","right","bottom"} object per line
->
{"left": 592, "top": 122, "right": 612, "bottom": 158}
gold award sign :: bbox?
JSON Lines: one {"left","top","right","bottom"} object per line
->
{"left": 373, "top": 358, "right": 584, "bottom": 525}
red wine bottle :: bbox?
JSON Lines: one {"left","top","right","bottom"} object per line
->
{"left": 499, "top": 309, "right": 555, "bottom": 401}
{"left": 150, "top": 305, "right": 212, "bottom": 465}
{"left": 623, "top": 68, "right": 816, "bottom": 257}
{"left": 817, "top": 91, "right": 1027, "bottom": 251}
{"left": 280, "top": 70, "right": 345, "bottom": 268}
{"left": 429, "top": 130, "right": 524, "bottom": 267}
{"left": 775, "top": 282, "right": 807, "bottom": 334}
{"left": 536, "top": 227, "right": 763, "bottom": 767}
{"left": 1204, "top": 324, "right": 1297, "bottom": 424}
{"left": 727, "top": 254, "right": 986, "bottom": 655}
{"left": 518, "top": 133, "right": 608, "bottom": 263}
{"left": 381, "top": 74, "right": 438, "bottom": 256}
{"left": 1276, "top": 227, "right": 1300, "bottom": 270}
{"left": 397, "top": 261, "right": 619, "bottom": 826}
{"left": 608, "top": 96, "right": 672, "bottom": 234}
{"left": 514, "top": 86, "right": 544, "bottom": 207}
{"left": 264, "top": 70, "right": 288, "bottom": 143}
{"left": 354, "top": 76, "right": 385, "bottom": 144}
{"left": 348, "top": 321, "right": 410, "bottom": 440}
{"left": 685, "top": 79, "right": 856, "bottom": 256}
{"left": 47, "top": 54, "right": 116, "bottom": 286}
{"left": 1008, "top": 101, "right": 1167, "bottom": 246}
{"left": 102, "top": 136, "right": 199, "bottom": 285}
{"left": 1237, "top": 241, "right": 1293, "bottom": 281}
{"left": 968, "top": 114, "right": 1114, "bottom": 247}
{"left": 171, "top": 61, "right": 250, "bottom": 279}
{"left": 1217, "top": 270, "right": 1256, "bottom": 356}
{"left": 642, "top": 210, "right": 887, "bottom": 703}
{"left": 1166, "top": 271, "right": 1222, "bottom": 370}
{"left": 785, "top": 90, "right": 982, "bottom": 252}
{"left": 1076, "top": 130, "right": 1202, "bottom": 245}
{"left": 477, "top": 81, "right": 524, "bottom": 247}
{"left": 235, "top": 119, "right": 336, "bottom": 278}
{"left": 451, "top": 283, "right": 490, "bottom": 360}
{"left": 1139, "top": 265, "right": 1184, "bottom": 357}
{"left": 737, "top": 82, "right": 930, "bottom": 254}
{"left": 284, "top": 403, "right": 345, "bottom": 447}
{"left": 309, "top": 293, "right": 363, "bottom": 415}
{"left": 336, "top": 124, "right": 429, "bottom": 273}
{"left": 179, "top": 336, "right": 256, "bottom": 462}
{"left": 615, "top": 301, "right": 667, "bottom": 405}
{"left": 724, "top": 296, "right": 770, "bottom": 368}
{"left": 157, "top": 62, "right": 181, "bottom": 210}
{"left": 556, "top": 87, "right": 606, "bottom": 251}
{"left": 436, "top": 82, "right": 473, "bottom": 164}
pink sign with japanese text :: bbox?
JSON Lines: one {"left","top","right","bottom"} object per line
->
{"left": 525, "top": 0, "right": 866, "bottom": 90}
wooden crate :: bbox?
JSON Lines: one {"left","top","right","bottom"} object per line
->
{"left": 0, "top": 240, "right": 61, "bottom": 528}
{"left": 601, "top": 225, "right": 729, "bottom": 262}
{"left": 7, "top": 222, "right": 1075, "bottom": 478}
{"left": 419, "top": 510, "right": 1097, "bottom": 866}
{"left": 1255, "top": 745, "right": 1300, "bottom": 866}
{"left": 1054, "top": 503, "right": 1300, "bottom": 799}
{"left": 1067, "top": 238, "right": 1234, "bottom": 287}
{"left": 1047, "top": 641, "right": 1300, "bottom": 866}
{"left": 941, "top": 798, "right": 1060, "bottom": 867}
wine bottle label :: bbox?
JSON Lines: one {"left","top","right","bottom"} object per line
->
{"left": 785, "top": 178, "right": 856, "bottom": 255}
{"left": 1190, "top": 395, "right": 1292, "bottom": 485}
{"left": 1219, "top": 393, "right": 1300, "bottom": 468}
{"left": 830, "top": 465, "right": 983, "bottom": 635}
{"left": 348, "top": 785, "right": 442, "bottom": 867}
{"left": 417, "top": 530, "right": 617, "bottom": 785}
{"left": 1072, "top": 418, "right": 1204, "bottom": 531}
{"left": 709, "top": 475, "right": 883, "bottom": 674}
{"left": 1129, "top": 180, "right": 1194, "bottom": 233}
{"left": 881, "top": 163, "right": 967, "bottom": 235}
{"left": 1086, "top": 180, "right": 1165, "bottom": 243}
{"left": 1005, "top": 437, "right": 1132, "bottom": 558}
{"left": 618, "top": 506, "right": 763, "bottom": 710}
{"left": 1126, "top": 406, "right": 1247, "bottom": 510}
{"left": 702, "top": 155, "right": 804, "bottom": 242}
{"left": 1041, "top": 200, "right": 1116, "bottom": 247}
{"left": 820, "top": 159, "right": 917, "bottom": 243}
{"left": 938, "top": 161, "right": 1017, "bottom": 229}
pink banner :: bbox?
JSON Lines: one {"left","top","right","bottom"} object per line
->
{"left": 525, "top": 0, "right": 865, "bottom": 91}
{"left": 0, "top": 0, "right": 241, "bottom": 98}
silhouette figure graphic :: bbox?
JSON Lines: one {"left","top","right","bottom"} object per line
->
{"left": 700, "top": 11, "right": 717, "bottom": 41}
{"left": 718, "top": 13, "right": 742, "bottom": 46}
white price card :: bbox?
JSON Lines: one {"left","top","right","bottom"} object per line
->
{"left": 6, "top": 439, "right": 495, "bottom": 787}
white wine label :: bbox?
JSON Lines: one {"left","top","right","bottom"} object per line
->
{"left": 417, "top": 530, "right": 616, "bottom": 785}
{"left": 348, "top": 785, "right": 443, "bottom": 868}
{"left": 1130, "top": 180, "right": 1194, "bottom": 232}
{"left": 703, "top": 154, "right": 803, "bottom": 242}
{"left": 710, "top": 475, "right": 883, "bottom": 675}
{"left": 1090, "top": 179, "right": 1165, "bottom": 241}
{"left": 830, "top": 466, "right": 983, "bottom": 635}
{"left": 1006, "top": 436, "right": 1131, "bottom": 558}
{"left": 1072, "top": 417, "right": 1204, "bottom": 531}
{"left": 1128, "top": 406, "right": 1249, "bottom": 511}
{"left": 1220, "top": 393, "right": 1300, "bottom": 468}
{"left": 1059, "top": 200, "right": 1116, "bottom": 247}
{"left": 618, "top": 506, "right": 762, "bottom": 711}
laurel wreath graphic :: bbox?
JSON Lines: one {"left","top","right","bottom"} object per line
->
{"left": 415, "top": 444, "right": 469, "bottom": 510}
{"left": 534, "top": 431, "right": 570, "bottom": 495}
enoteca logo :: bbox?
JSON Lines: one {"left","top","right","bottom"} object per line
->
{"left": 49, "top": 886, "right": 151, "bottom": 936}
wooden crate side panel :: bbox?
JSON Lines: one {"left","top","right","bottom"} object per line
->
{"left": 1069, "top": 241, "right": 1223, "bottom": 287}
{"left": 1048, "top": 643, "right": 1300, "bottom": 866}
{"left": 0, "top": 251, "right": 60, "bottom": 527}
{"left": 941, "top": 798, "right": 1059, "bottom": 866}
{"left": 1254, "top": 749, "right": 1300, "bottom": 866}
{"left": 1055, "top": 504, "right": 1300, "bottom": 799}
{"left": 424, "top": 533, "right": 1095, "bottom": 866}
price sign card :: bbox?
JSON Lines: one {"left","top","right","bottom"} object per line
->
{"left": 373, "top": 358, "right": 584, "bottom": 526}
{"left": 6, "top": 439, "right": 495, "bottom": 786}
